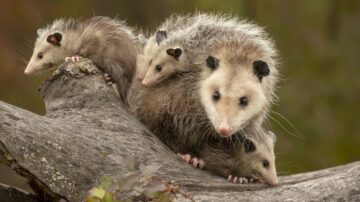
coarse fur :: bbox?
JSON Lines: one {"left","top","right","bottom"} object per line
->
{"left": 140, "top": 13, "right": 269, "bottom": 86}
{"left": 198, "top": 32, "right": 278, "bottom": 137}
{"left": 128, "top": 69, "right": 213, "bottom": 153}
{"left": 200, "top": 130, "right": 278, "bottom": 186}
{"left": 25, "top": 16, "right": 139, "bottom": 103}
{"left": 136, "top": 14, "right": 203, "bottom": 82}
{"left": 129, "top": 13, "right": 279, "bottom": 143}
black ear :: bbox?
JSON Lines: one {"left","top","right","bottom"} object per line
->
{"left": 156, "top": 30, "right": 167, "bottom": 45}
{"left": 253, "top": 60, "right": 270, "bottom": 81}
{"left": 206, "top": 55, "right": 219, "bottom": 70}
{"left": 166, "top": 48, "right": 182, "bottom": 60}
{"left": 244, "top": 138, "right": 256, "bottom": 153}
{"left": 47, "top": 32, "right": 62, "bottom": 47}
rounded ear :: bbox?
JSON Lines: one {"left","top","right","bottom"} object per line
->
{"left": 138, "top": 34, "right": 148, "bottom": 47}
{"left": 156, "top": 30, "right": 167, "bottom": 45}
{"left": 253, "top": 60, "right": 270, "bottom": 81}
{"left": 47, "top": 32, "right": 62, "bottom": 47}
{"left": 244, "top": 138, "right": 257, "bottom": 153}
{"left": 206, "top": 55, "right": 219, "bottom": 70}
{"left": 267, "top": 131, "right": 277, "bottom": 145}
{"left": 166, "top": 48, "right": 182, "bottom": 60}
{"left": 37, "top": 28, "right": 44, "bottom": 36}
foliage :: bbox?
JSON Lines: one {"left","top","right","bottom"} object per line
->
{"left": 85, "top": 157, "right": 194, "bottom": 202}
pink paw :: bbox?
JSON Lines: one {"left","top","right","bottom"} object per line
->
{"left": 177, "top": 153, "right": 205, "bottom": 169}
{"left": 104, "top": 73, "right": 114, "bottom": 85}
{"left": 227, "top": 175, "right": 256, "bottom": 184}
{"left": 65, "top": 55, "right": 82, "bottom": 63}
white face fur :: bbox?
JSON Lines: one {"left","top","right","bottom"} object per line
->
{"left": 238, "top": 131, "right": 278, "bottom": 186}
{"left": 200, "top": 54, "right": 269, "bottom": 137}
{"left": 25, "top": 31, "right": 66, "bottom": 75}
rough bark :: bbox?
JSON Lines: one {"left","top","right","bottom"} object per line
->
{"left": 0, "top": 60, "right": 359, "bottom": 201}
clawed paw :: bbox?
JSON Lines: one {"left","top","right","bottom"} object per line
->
{"left": 65, "top": 55, "right": 83, "bottom": 63}
{"left": 177, "top": 153, "right": 205, "bottom": 169}
{"left": 104, "top": 73, "right": 114, "bottom": 85}
{"left": 227, "top": 175, "right": 256, "bottom": 184}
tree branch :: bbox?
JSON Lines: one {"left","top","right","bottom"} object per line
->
{"left": 0, "top": 60, "right": 359, "bottom": 201}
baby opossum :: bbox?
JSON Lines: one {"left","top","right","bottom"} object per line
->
{"left": 139, "top": 13, "right": 266, "bottom": 86}
{"left": 25, "top": 16, "right": 139, "bottom": 102}
{"left": 180, "top": 130, "right": 278, "bottom": 186}
{"left": 136, "top": 13, "right": 219, "bottom": 83}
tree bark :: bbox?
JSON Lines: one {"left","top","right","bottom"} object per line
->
{"left": 0, "top": 60, "right": 359, "bottom": 201}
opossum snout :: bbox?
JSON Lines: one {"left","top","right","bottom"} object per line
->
{"left": 24, "top": 67, "right": 34, "bottom": 76}
{"left": 216, "top": 120, "right": 231, "bottom": 137}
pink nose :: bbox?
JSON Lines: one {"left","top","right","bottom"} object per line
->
{"left": 24, "top": 68, "right": 32, "bottom": 75}
{"left": 217, "top": 125, "right": 231, "bottom": 137}
{"left": 137, "top": 76, "right": 144, "bottom": 81}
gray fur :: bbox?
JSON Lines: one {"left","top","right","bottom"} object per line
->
{"left": 26, "top": 16, "right": 140, "bottom": 103}
{"left": 199, "top": 129, "right": 278, "bottom": 185}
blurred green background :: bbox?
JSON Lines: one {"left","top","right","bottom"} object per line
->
{"left": 0, "top": 0, "right": 359, "bottom": 192}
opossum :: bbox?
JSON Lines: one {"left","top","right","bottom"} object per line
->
{"left": 128, "top": 14, "right": 278, "bottom": 143}
{"left": 24, "top": 16, "right": 139, "bottom": 102}
{"left": 139, "top": 13, "right": 267, "bottom": 87}
{"left": 179, "top": 130, "right": 278, "bottom": 186}
{"left": 136, "top": 13, "right": 221, "bottom": 83}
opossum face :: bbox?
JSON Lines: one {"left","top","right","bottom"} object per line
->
{"left": 25, "top": 32, "right": 66, "bottom": 75}
{"left": 200, "top": 56, "right": 269, "bottom": 137}
{"left": 238, "top": 131, "right": 278, "bottom": 186}
{"left": 141, "top": 47, "right": 186, "bottom": 86}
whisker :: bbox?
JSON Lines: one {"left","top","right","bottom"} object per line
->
{"left": 267, "top": 114, "right": 302, "bottom": 139}
{"left": 269, "top": 109, "right": 303, "bottom": 139}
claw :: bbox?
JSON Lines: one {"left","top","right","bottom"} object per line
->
{"left": 191, "top": 157, "right": 199, "bottom": 168}
{"left": 198, "top": 159, "right": 205, "bottom": 169}
{"left": 178, "top": 153, "right": 204, "bottom": 169}
{"left": 179, "top": 154, "right": 191, "bottom": 163}
{"left": 65, "top": 55, "right": 82, "bottom": 63}
{"left": 228, "top": 175, "right": 232, "bottom": 181}
{"left": 233, "top": 177, "right": 238, "bottom": 183}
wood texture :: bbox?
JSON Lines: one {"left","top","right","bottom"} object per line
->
{"left": 0, "top": 60, "right": 359, "bottom": 201}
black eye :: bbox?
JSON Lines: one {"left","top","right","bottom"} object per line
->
{"left": 263, "top": 160, "right": 270, "bottom": 168}
{"left": 212, "top": 91, "right": 221, "bottom": 102}
{"left": 37, "top": 52, "right": 43, "bottom": 59}
{"left": 155, "top": 64, "right": 163, "bottom": 72}
{"left": 239, "top": 96, "right": 249, "bottom": 106}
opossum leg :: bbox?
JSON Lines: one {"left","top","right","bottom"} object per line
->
{"left": 65, "top": 55, "right": 83, "bottom": 63}
{"left": 177, "top": 153, "right": 205, "bottom": 169}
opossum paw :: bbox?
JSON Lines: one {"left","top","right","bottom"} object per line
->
{"left": 190, "top": 157, "right": 205, "bottom": 169}
{"left": 104, "top": 73, "right": 114, "bottom": 85}
{"left": 65, "top": 55, "right": 83, "bottom": 63}
{"left": 178, "top": 153, "right": 191, "bottom": 163}
{"left": 177, "top": 153, "right": 205, "bottom": 169}
{"left": 227, "top": 175, "right": 249, "bottom": 184}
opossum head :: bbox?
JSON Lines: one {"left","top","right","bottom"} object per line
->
{"left": 200, "top": 43, "right": 274, "bottom": 137}
{"left": 142, "top": 46, "right": 188, "bottom": 86}
{"left": 141, "top": 30, "right": 189, "bottom": 86}
{"left": 237, "top": 131, "right": 278, "bottom": 186}
{"left": 25, "top": 30, "right": 68, "bottom": 75}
